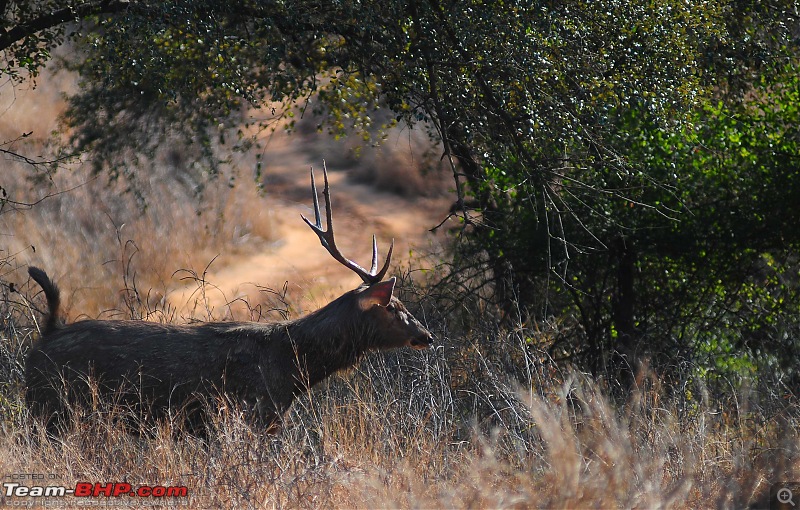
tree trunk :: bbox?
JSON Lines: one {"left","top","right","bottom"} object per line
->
{"left": 611, "top": 236, "right": 638, "bottom": 389}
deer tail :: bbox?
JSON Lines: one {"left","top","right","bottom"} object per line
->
{"left": 28, "top": 266, "right": 62, "bottom": 335}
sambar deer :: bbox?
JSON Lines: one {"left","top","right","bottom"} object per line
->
{"left": 25, "top": 165, "right": 433, "bottom": 433}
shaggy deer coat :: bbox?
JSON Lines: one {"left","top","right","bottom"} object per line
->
{"left": 25, "top": 269, "right": 432, "bottom": 431}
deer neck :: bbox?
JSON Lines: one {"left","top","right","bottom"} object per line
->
{"left": 283, "top": 296, "right": 377, "bottom": 387}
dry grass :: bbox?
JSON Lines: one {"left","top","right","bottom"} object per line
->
{"left": 2, "top": 188, "right": 795, "bottom": 510}
{"left": 1, "top": 73, "right": 276, "bottom": 319}
{"left": 1, "top": 158, "right": 273, "bottom": 319}
{"left": 0, "top": 313, "right": 796, "bottom": 509}
{"left": 292, "top": 108, "right": 451, "bottom": 198}
{"left": 0, "top": 203, "right": 795, "bottom": 510}
{"left": 1, "top": 271, "right": 797, "bottom": 509}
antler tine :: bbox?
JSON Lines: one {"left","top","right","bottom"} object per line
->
{"left": 373, "top": 238, "right": 394, "bottom": 282}
{"left": 302, "top": 167, "right": 329, "bottom": 248}
{"left": 301, "top": 164, "right": 393, "bottom": 285}
{"left": 301, "top": 166, "right": 332, "bottom": 243}
{"left": 320, "top": 161, "right": 335, "bottom": 246}
{"left": 369, "top": 235, "right": 379, "bottom": 274}
{"left": 309, "top": 165, "right": 323, "bottom": 237}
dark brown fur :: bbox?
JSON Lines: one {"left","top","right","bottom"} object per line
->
{"left": 25, "top": 267, "right": 433, "bottom": 433}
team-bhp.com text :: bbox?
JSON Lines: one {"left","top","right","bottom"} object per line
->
{"left": 4, "top": 482, "right": 188, "bottom": 498}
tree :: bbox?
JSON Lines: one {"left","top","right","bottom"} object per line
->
{"left": 1, "top": 1, "right": 725, "bottom": 181}
{"left": 520, "top": 58, "right": 800, "bottom": 391}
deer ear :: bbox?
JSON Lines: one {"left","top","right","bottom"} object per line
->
{"left": 358, "top": 277, "right": 396, "bottom": 309}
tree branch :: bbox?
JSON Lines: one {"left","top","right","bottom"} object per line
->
{"left": 0, "top": 146, "right": 77, "bottom": 168}
{"left": 0, "top": 0, "right": 133, "bottom": 51}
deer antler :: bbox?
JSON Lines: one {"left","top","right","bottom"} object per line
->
{"left": 301, "top": 163, "right": 394, "bottom": 285}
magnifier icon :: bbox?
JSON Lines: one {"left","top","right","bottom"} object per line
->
{"left": 779, "top": 487, "right": 796, "bottom": 506}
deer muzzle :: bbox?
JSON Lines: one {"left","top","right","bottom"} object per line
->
{"left": 410, "top": 332, "right": 434, "bottom": 350}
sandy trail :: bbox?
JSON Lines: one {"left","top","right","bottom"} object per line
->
{"left": 169, "top": 128, "right": 450, "bottom": 317}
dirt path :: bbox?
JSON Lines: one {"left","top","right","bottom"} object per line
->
{"left": 169, "top": 127, "right": 451, "bottom": 317}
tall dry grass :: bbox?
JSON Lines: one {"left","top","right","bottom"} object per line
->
{"left": 2, "top": 158, "right": 273, "bottom": 319}
{"left": 291, "top": 107, "right": 451, "bottom": 198}
{"left": 3, "top": 180, "right": 796, "bottom": 509}
{"left": 1, "top": 72, "right": 276, "bottom": 320}
{"left": 0, "top": 272, "right": 797, "bottom": 509}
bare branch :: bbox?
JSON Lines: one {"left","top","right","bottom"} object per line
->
{"left": 0, "top": 0, "right": 133, "bottom": 52}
